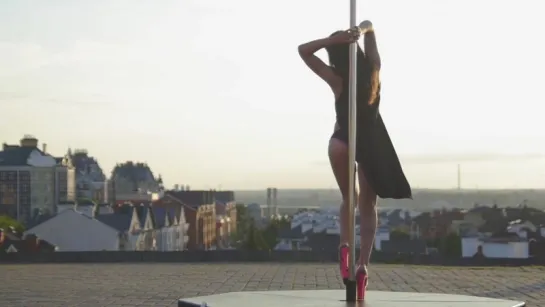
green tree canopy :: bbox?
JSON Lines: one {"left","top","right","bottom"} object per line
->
{"left": 390, "top": 228, "right": 411, "bottom": 240}
{"left": 440, "top": 232, "right": 462, "bottom": 257}
{"left": 0, "top": 215, "right": 25, "bottom": 234}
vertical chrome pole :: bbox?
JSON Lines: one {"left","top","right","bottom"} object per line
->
{"left": 346, "top": 0, "right": 358, "bottom": 302}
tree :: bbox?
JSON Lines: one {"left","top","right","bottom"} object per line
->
{"left": 241, "top": 220, "right": 269, "bottom": 250}
{"left": 439, "top": 232, "right": 462, "bottom": 257}
{"left": 390, "top": 228, "right": 410, "bottom": 240}
{"left": 231, "top": 204, "right": 251, "bottom": 248}
{"left": 235, "top": 204, "right": 250, "bottom": 232}
{"left": 0, "top": 215, "right": 25, "bottom": 234}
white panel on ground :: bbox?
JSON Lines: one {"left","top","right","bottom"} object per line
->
{"left": 179, "top": 290, "right": 525, "bottom": 307}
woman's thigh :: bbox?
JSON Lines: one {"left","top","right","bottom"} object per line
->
{"left": 329, "top": 136, "right": 350, "bottom": 199}
{"left": 357, "top": 164, "right": 377, "bottom": 202}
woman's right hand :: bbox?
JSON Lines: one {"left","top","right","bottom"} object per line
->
{"left": 328, "top": 28, "right": 360, "bottom": 45}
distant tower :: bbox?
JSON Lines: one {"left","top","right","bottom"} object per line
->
{"left": 272, "top": 188, "right": 278, "bottom": 216}
{"left": 457, "top": 164, "right": 461, "bottom": 191}
{"left": 457, "top": 164, "right": 462, "bottom": 208}
{"left": 266, "top": 188, "right": 272, "bottom": 220}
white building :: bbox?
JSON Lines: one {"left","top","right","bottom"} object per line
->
{"left": 275, "top": 209, "right": 391, "bottom": 251}
{"left": 461, "top": 236, "right": 529, "bottom": 258}
{"left": 461, "top": 219, "right": 536, "bottom": 259}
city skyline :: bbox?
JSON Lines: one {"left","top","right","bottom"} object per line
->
{"left": 1, "top": 0, "right": 544, "bottom": 190}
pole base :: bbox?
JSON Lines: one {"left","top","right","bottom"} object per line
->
{"left": 345, "top": 280, "right": 357, "bottom": 302}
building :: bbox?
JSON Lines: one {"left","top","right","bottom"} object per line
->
{"left": 461, "top": 235, "right": 529, "bottom": 259}
{"left": 0, "top": 228, "right": 56, "bottom": 253}
{"left": 246, "top": 203, "right": 264, "bottom": 224}
{"left": 57, "top": 200, "right": 113, "bottom": 217}
{"left": 129, "top": 203, "right": 189, "bottom": 251}
{"left": 265, "top": 188, "right": 279, "bottom": 219}
{"left": 0, "top": 136, "right": 75, "bottom": 223}
{"left": 63, "top": 149, "right": 107, "bottom": 202}
{"left": 214, "top": 191, "right": 237, "bottom": 248}
{"left": 53, "top": 155, "right": 76, "bottom": 204}
{"left": 24, "top": 209, "right": 132, "bottom": 251}
{"left": 110, "top": 161, "right": 163, "bottom": 204}
{"left": 25, "top": 202, "right": 189, "bottom": 252}
{"left": 155, "top": 190, "right": 216, "bottom": 250}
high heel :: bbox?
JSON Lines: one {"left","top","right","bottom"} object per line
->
{"left": 338, "top": 244, "right": 349, "bottom": 285}
{"left": 356, "top": 265, "right": 368, "bottom": 301}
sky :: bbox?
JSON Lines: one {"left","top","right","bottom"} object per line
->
{"left": 1, "top": 0, "right": 544, "bottom": 190}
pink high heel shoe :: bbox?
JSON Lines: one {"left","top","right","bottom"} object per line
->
{"left": 356, "top": 265, "right": 368, "bottom": 301}
{"left": 338, "top": 244, "right": 349, "bottom": 284}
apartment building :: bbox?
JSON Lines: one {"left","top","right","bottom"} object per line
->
{"left": 0, "top": 136, "right": 75, "bottom": 223}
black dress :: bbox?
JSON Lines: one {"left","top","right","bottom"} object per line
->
{"left": 331, "top": 59, "right": 412, "bottom": 200}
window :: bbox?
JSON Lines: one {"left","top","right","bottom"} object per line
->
{"left": 20, "top": 195, "right": 30, "bottom": 205}
{"left": 19, "top": 171, "right": 30, "bottom": 181}
{"left": 21, "top": 183, "right": 29, "bottom": 193}
{"left": 7, "top": 171, "right": 16, "bottom": 181}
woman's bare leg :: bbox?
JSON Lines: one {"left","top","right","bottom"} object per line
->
{"left": 357, "top": 166, "right": 377, "bottom": 266}
{"left": 328, "top": 138, "right": 352, "bottom": 246}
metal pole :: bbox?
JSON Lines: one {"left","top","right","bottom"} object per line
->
{"left": 345, "top": 0, "right": 358, "bottom": 302}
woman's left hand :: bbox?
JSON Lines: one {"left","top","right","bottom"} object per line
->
{"left": 359, "top": 20, "right": 374, "bottom": 34}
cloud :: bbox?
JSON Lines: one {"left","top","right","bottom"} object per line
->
{"left": 0, "top": 40, "right": 152, "bottom": 104}
{"left": 0, "top": 42, "right": 51, "bottom": 77}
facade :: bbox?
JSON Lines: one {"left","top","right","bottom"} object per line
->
{"left": 214, "top": 191, "right": 237, "bottom": 248}
{"left": 106, "top": 202, "right": 189, "bottom": 251}
{"left": 54, "top": 155, "right": 76, "bottom": 204}
{"left": 461, "top": 236, "right": 529, "bottom": 258}
{"left": 154, "top": 191, "right": 217, "bottom": 250}
{"left": 0, "top": 136, "right": 75, "bottom": 223}
{"left": 64, "top": 149, "right": 107, "bottom": 203}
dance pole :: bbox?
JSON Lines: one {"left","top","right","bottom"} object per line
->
{"left": 345, "top": 0, "right": 358, "bottom": 302}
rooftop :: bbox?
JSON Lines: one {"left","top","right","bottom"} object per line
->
{"left": 0, "top": 264, "right": 541, "bottom": 306}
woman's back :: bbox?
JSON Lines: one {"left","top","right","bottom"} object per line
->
{"left": 333, "top": 58, "right": 380, "bottom": 132}
{"left": 332, "top": 61, "right": 410, "bottom": 200}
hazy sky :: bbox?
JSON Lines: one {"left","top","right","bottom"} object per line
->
{"left": 1, "top": 0, "right": 544, "bottom": 190}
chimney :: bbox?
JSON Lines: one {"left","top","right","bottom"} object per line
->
{"left": 42, "top": 143, "right": 47, "bottom": 153}
{"left": 20, "top": 135, "right": 38, "bottom": 148}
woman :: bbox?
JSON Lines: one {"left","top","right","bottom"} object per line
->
{"left": 298, "top": 22, "right": 412, "bottom": 295}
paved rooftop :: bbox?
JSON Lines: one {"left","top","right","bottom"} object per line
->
{"left": 0, "top": 264, "right": 543, "bottom": 306}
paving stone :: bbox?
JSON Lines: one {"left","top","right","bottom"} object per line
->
{"left": 0, "top": 263, "right": 542, "bottom": 306}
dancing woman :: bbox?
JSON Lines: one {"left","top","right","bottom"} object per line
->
{"left": 298, "top": 22, "right": 412, "bottom": 294}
